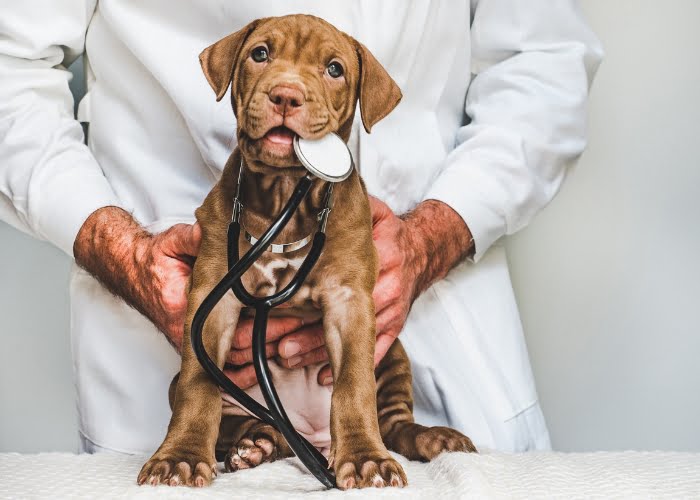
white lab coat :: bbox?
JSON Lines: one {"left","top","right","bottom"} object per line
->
{"left": 0, "top": 1, "right": 602, "bottom": 453}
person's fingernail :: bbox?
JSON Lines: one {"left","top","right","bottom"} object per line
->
{"left": 288, "top": 356, "right": 302, "bottom": 367}
{"left": 283, "top": 341, "right": 301, "bottom": 358}
{"left": 322, "top": 376, "right": 333, "bottom": 386}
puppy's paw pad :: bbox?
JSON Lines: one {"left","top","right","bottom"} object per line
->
{"left": 138, "top": 455, "right": 216, "bottom": 487}
{"left": 335, "top": 455, "right": 407, "bottom": 489}
{"left": 415, "top": 426, "right": 477, "bottom": 460}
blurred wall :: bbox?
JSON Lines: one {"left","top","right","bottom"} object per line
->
{"left": 507, "top": 0, "right": 700, "bottom": 451}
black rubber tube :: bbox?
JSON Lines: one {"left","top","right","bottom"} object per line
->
{"left": 191, "top": 174, "right": 336, "bottom": 488}
{"left": 252, "top": 304, "right": 335, "bottom": 488}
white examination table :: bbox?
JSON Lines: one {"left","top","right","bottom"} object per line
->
{"left": 1, "top": 449, "right": 698, "bottom": 499}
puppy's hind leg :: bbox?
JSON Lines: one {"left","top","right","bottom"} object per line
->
{"left": 376, "top": 341, "right": 477, "bottom": 461}
{"left": 217, "top": 415, "right": 293, "bottom": 472}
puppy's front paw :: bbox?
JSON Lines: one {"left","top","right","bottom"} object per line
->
{"left": 333, "top": 451, "right": 407, "bottom": 489}
{"left": 414, "top": 426, "right": 477, "bottom": 460}
{"left": 138, "top": 450, "right": 217, "bottom": 487}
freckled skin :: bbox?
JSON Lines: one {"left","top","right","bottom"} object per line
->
{"left": 138, "top": 14, "right": 475, "bottom": 490}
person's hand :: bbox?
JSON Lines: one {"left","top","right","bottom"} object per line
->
{"left": 307, "top": 196, "right": 426, "bottom": 384}
{"left": 73, "top": 207, "right": 304, "bottom": 390}
{"left": 132, "top": 222, "right": 202, "bottom": 349}
{"left": 223, "top": 315, "right": 314, "bottom": 389}
{"left": 368, "top": 195, "right": 427, "bottom": 361}
{"left": 74, "top": 206, "right": 201, "bottom": 350}
{"left": 272, "top": 197, "right": 474, "bottom": 386}
{"left": 251, "top": 196, "right": 426, "bottom": 384}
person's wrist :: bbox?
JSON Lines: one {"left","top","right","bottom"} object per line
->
{"left": 401, "top": 200, "right": 473, "bottom": 296}
{"left": 75, "top": 207, "right": 146, "bottom": 269}
{"left": 74, "top": 206, "right": 153, "bottom": 314}
{"left": 400, "top": 216, "right": 430, "bottom": 301}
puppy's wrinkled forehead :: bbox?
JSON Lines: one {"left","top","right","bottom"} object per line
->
{"left": 246, "top": 16, "right": 357, "bottom": 71}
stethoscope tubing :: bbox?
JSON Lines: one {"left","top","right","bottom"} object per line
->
{"left": 190, "top": 173, "right": 336, "bottom": 488}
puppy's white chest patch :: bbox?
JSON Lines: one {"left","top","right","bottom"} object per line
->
{"left": 251, "top": 255, "right": 304, "bottom": 283}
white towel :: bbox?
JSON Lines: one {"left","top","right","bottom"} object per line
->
{"left": 1, "top": 450, "right": 699, "bottom": 499}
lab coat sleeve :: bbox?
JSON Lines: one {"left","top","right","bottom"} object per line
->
{"left": 0, "top": 0, "right": 121, "bottom": 257}
{"left": 423, "top": 0, "right": 604, "bottom": 262}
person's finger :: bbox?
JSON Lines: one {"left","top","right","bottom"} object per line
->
{"left": 164, "top": 223, "right": 201, "bottom": 258}
{"left": 277, "top": 323, "right": 326, "bottom": 359}
{"left": 369, "top": 195, "right": 392, "bottom": 227}
{"left": 224, "top": 364, "right": 258, "bottom": 390}
{"left": 317, "top": 364, "right": 333, "bottom": 386}
{"left": 232, "top": 316, "right": 306, "bottom": 349}
{"left": 374, "top": 332, "right": 397, "bottom": 367}
{"left": 165, "top": 324, "right": 185, "bottom": 353}
{"left": 190, "top": 222, "right": 202, "bottom": 253}
{"left": 228, "top": 341, "right": 278, "bottom": 365}
{"left": 374, "top": 303, "right": 404, "bottom": 336}
{"left": 278, "top": 345, "right": 329, "bottom": 369}
{"left": 372, "top": 274, "right": 402, "bottom": 312}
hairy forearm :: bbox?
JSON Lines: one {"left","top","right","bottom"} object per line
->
{"left": 73, "top": 206, "right": 151, "bottom": 318}
{"left": 401, "top": 200, "right": 474, "bottom": 297}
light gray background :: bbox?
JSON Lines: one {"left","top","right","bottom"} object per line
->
{"left": 1, "top": 1, "right": 699, "bottom": 453}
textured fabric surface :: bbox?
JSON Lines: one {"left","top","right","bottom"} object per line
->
{"left": 1, "top": 450, "right": 699, "bottom": 499}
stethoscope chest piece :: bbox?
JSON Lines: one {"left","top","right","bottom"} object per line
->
{"left": 293, "top": 132, "right": 353, "bottom": 182}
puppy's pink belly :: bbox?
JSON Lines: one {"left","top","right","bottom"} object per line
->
{"left": 221, "top": 361, "right": 332, "bottom": 453}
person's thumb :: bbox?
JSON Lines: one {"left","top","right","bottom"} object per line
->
{"left": 163, "top": 222, "right": 202, "bottom": 258}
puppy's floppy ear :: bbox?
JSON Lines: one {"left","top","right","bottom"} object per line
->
{"left": 199, "top": 21, "right": 258, "bottom": 102}
{"left": 356, "top": 42, "right": 402, "bottom": 133}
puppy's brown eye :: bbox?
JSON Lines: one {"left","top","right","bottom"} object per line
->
{"left": 327, "top": 61, "right": 344, "bottom": 78}
{"left": 251, "top": 46, "right": 268, "bottom": 63}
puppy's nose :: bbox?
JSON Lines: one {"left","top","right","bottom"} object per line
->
{"left": 269, "top": 85, "right": 305, "bottom": 115}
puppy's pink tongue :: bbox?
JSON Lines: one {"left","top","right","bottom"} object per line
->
{"left": 266, "top": 126, "right": 295, "bottom": 145}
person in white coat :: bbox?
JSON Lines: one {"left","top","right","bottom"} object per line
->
{"left": 0, "top": 1, "right": 602, "bottom": 454}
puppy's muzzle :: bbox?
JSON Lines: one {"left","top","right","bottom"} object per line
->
{"left": 269, "top": 85, "right": 305, "bottom": 117}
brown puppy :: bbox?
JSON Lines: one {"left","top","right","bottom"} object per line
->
{"left": 138, "top": 15, "right": 475, "bottom": 490}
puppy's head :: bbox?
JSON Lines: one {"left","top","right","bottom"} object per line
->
{"left": 200, "top": 14, "right": 402, "bottom": 173}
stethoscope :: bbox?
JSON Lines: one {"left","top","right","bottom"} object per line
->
{"left": 190, "top": 133, "right": 353, "bottom": 489}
